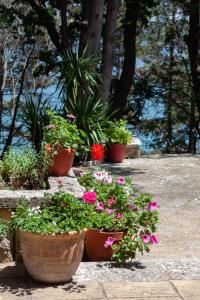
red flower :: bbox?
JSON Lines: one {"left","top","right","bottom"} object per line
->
{"left": 91, "top": 144, "right": 104, "bottom": 161}
{"left": 45, "top": 143, "right": 52, "bottom": 153}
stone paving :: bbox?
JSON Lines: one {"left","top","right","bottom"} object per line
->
{"left": 1, "top": 155, "right": 200, "bottom": 299}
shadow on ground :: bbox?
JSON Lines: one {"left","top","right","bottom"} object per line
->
{"left": 0, "top": 276, "right": 86, "bottom": 297}
{"left": 96, "top": 261, "right": 146, "bottom": 271}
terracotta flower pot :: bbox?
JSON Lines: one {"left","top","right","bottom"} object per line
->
{"left": 20, "top": 230, "right": 85, "bottom": 283}
{"left": 46, "top": 145, "right": 75, "bottom": 176}
{"left": 106, "top": 144, "right": 126, "bottom": 163}
{"left": 85, "top": 229, "right": 125, "bottom": 261}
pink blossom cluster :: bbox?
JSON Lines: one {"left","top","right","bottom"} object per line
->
{"left": 147, "top": 201, "right": 158, "bottom": 211}
{"left": 141, "top": 234, "right": 158, "bottom": 244}
{"left": 93, "top": 171, "right": 112, "bottom": 184}
{"left": 104, "top": 237, "right": 116, "bottom": 248}
{"left": 116, "top": 176, "right": 125, "bottom": 185}
{"left": 83, "top": 191, "right": 97, "bottom": 204}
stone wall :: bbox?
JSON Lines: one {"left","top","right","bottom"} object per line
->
{"left": 0, "top": 170, "right": 84, "bottom": 263}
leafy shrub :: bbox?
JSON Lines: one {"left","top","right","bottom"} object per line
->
{"left": 0, "top": 147, "right": 50, "bottom": 189}
{"left": 106, "top": 120, "right": 132, "bottom": 145}
{"left": 11, "top": 192, "right": 93, "bottom": 234}
{"left": 0, "top": 218, "right": 8, "bottom": 239}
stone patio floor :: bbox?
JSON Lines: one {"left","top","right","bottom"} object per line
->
{"left": 1, "top": 154, "right": 200, "bottom": 299}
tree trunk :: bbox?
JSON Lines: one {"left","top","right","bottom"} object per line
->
{"left": 166, "top": 6, "right": 176, "bottom": 153}
{"left": 112, "top": 0, "right": 139, "bottom": 118}
{"left": 0, "top": 47, "right": 7, "bottom": 138}
{"left": 100, "top": 0, "right": 120, "bottom": 100}
{"left": 188, "top": 95, "right": 197, "bottom": 153}
{"left": 187, "top": 0, "right": 200, "bottom": 115}
{"left": 79, "top": 0, "right": 90, "bottom": 53}
{"left": 84, "top": 0, "right": 104, "bottom": 57}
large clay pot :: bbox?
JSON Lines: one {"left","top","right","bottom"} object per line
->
{"left": 20, "top": 230, "right": 85, "bottom": 283}
{"left": 85, "top": 229, "right": 125, "bottom": 261}
{"left": 106, "top": 144, "right": 126, "bottom": 163}
{"left": 51, "top": 147, "right": 75, "bottom": 176}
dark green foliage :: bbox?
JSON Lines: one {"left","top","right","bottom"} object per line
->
{"left": 21, "top": 96, "right": 50, "bottom": 152}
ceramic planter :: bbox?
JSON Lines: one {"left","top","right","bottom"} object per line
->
{"left": 106, "top": 144, "right": 126, "bottom": 163}
{"left": 85, "top": 229, "right": 125, "bottom": 261}
{"left": 20, "top": 230, "right": 85, "bottom": 283}
{"left": 46, "top": 145, "right": 75, "bottom": 176}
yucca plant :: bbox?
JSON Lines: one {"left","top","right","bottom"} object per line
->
{"left": 20, "top": 96, "right": 50, "bottom": 152}
{"left": 65, "top": 94, "right": 113, "bottom": 157}
{"left": 59, "top": 49, "right": 100, "bottom": 102}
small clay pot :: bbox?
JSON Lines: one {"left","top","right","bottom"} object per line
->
{"left": 106, "top": 144, "right": 126, "bottom": 163}
{"left": 20, "top": 230, "right": 85, "bottom": 283}
{"left": 85, "top": 229, "right": 125, "bottom": 261}
{"left": 45, "top": 145, "right": 75, "bottom": 176}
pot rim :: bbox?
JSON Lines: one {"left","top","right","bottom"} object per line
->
{"left": 20, "top": 228, "right": 88, "bottom": 237}
{"left": 88, "top": 229, "right": 126, "bottom": 234}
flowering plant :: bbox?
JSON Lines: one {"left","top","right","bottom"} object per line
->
{"left": 79, "top": 170, "right": 159, "bottom": 262}
{"left": 11, "top": 191, "right": 93, "bottom": 234}
{"left": 43, "top": 111, "right": 85, "bottom": 151}
{"left": 91, "top": 144, "right": 104, "bottom": 161}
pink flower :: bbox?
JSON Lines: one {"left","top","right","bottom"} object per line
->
{"left": 48, "top": 124, "right": 56, "bottom": 129}
{"left": 96, "top": 202, "right": 105, "bottom": 211}
{"left": 103, "top": 175, "right": 112, "bottom": 184}
{"left": 104, "top": 237, "right": 116, "bottom": 248}
{"left": 150, "top": 234, "right": 158, "bottom": 244}
{"left": 116, "top": 177, "right": 125, "bottom": 185}
{"left": 116, "top": 213, "right": 123, "bottom": 219}
{"left": 141, "top": 234, "right": 151, "bottom": 244}
{"left": 83, "top": 191, "right": 97, "bottom": 204}
{"left": 107, "top": 208, "right": 113, "bottom": 215}
{"left": 108, "top": 198, "right": 116, "bottom": 207}
{"left": 80, "top": 171, "right": 85, "bottom": 177}
{"left": 66, "top": 114, "right": 75, "bottom": 121}
{"left": 147, "top": 201, "right": 158, "bottom": 211}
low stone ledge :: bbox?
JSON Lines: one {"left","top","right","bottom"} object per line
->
{"left": 125, "top": 136, "right": 141, "bottom": 159}
{"left": 0, "top": 169, "right": 84, "bottom": 209}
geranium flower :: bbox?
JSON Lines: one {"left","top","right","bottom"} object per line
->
{"left": 66, "top": 114, "right": 75, "bottom": 121}
{"left": 103, "top": 175, "right": 112, "bottom": 184}
{"left": 141, "top": 234, "right": 151, "bottom": 244}
{"left": 107, "top": 208, "right": 113, "bottom": 215}
{"left": 91, "top": 144, "right": 104, "bottom": 161}
{"left": 147, "top": 201, "right": 158, "bottom": 211}
{"left": 45, "top": 143, "right": 52, "bottom": 153}
{"left": 116, "top": 213, "right": 123, "bottom": 219}
{"left": 93, "top": 171, "right": 108, "bottom": 181}
{"left": 150, "top": 234, "right": 158, "bottom": 244}
{"left": 48, "top": 124, "right": 56, "bottom": 129}
{"left": 96, "top": 202, "right": 105, "bottom": 211}
{"left": 80, "top": 171, "right": 85, "bottom": 177}
{"left": 116, "top": 177, "right": 125, "bottom": 185}
{"left": 108, "top": 198, "right": 116, "bottom": 207}
{"left": 104, "top": 237, "right": 116, "bottom": 248}
{"left": 83, "top": 191, "right": 97, "bottom": 204}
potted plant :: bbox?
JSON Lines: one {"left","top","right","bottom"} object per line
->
{"left": 106, "top": 120, "right": 131, "bottom": 163}
{"left": 11, "top": 190, "right": 93, "bottom": 283}
{"left": 79, "top": 170, "right": 159, "bottom": 262}
{"left": 43, "top": 111, "right": 85, "bottom": 176}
